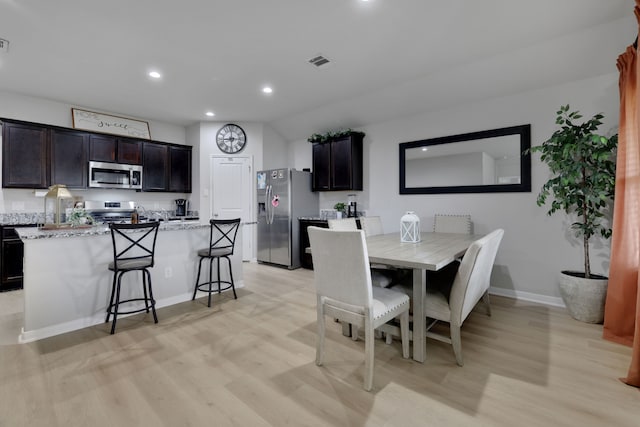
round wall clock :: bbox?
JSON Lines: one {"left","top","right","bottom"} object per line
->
{"left": 216, "top": 123, "right": 247, "bottom": 154}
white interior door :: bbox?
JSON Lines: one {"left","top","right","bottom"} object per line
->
{"left": 211, "top": 156, "right": 253, "bottom": 261}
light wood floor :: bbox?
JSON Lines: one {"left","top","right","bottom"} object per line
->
{"left": 0, "top": 262, "right": 638, "bottom": 426}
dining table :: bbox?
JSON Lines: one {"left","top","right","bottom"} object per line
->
{"left": 364, "top": 231, "right": 482, "bottom": 363}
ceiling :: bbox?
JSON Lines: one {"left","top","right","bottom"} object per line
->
{"left": 0, "top": 0, "right": 634, "bottom": 142}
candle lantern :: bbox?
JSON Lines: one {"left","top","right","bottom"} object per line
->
{"left": 400, "top": 211, "right": 421, "bottom": 243}
{"left": 43, "top": 184, "right": 74, "bottom": 229}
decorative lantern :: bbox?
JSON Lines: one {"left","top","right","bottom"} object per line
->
{"left": 43, "top": 184, "right": 74, "bottom": 229}
{"left": 400, "top": 211, "right": 421, "bottom": 243}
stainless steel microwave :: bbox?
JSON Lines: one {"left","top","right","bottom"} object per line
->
{"left": 89, "top": 161, "right": 143, "bottom": 190}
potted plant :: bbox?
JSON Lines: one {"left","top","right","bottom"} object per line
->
{"left": 334, "top": 202, "right": 346, "bottom": 219}
{"left": 530, "top": 105, "right": 618, "bottom": 323}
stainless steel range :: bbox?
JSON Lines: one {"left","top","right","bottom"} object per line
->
{"left": 83, "top": 201, "right": 136, "bottom": 224}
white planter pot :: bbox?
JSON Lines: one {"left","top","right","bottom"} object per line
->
{"left": 557, "top": 271, "right": 608, "bottom": 324}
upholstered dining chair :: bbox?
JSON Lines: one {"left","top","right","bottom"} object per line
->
{"left": 391, "top": 229, "right": 504, "bottom": 366}
{"left": 359, "top": 216, "right": 385, "bottom": 237}
{"left": 308, "top": 226, "right": 410, "bottom": 391}
{"left": 433, "top": 214, "right": 472, "bottom": 234}
{"left": 327, "top": 217, "right": 357, "bottom": 231}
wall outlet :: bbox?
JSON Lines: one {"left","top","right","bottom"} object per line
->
{"left": 164, "top": 267, "right": 172, "bottom": 278}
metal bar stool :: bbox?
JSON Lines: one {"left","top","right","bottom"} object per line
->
{"left": 106, "top": 222, "right": 160, "bottom": 334}
{"left": 192, "top": 218, "right": 241, "bottom": 307}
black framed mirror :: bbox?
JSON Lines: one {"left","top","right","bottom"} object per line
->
{"left": 399, "top": 124, "right": 531, "bottom": 194}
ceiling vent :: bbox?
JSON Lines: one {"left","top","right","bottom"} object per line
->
{"left": 308, "top": 54, "right": 331, "bottom": 69}
{"left": 0, "top": 38, "right": 9, "bottom": 53}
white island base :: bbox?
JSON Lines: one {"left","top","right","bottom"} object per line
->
{"left": 18, "top": 223, "right": 243, "bottom": 342}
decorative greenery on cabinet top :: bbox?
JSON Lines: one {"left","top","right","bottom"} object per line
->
{"left": 307, "top": 129, "right": 365, "bottom": 143}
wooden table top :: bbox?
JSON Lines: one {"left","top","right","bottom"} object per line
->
{"left": 365, "top": 232, "right": 482, "bottom": 271}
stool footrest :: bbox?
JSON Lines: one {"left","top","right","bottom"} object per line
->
{"left": 106, "top": 297, "right": 155, "bottom": 316}
{"left": 195, "top": 280, "right": 234, "bottom": 293}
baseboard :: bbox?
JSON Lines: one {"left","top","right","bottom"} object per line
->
{"left": 19, "top": 281, "right": 245, "bottom": 343}
{"left": 489, "top": 286, "right": 565, "bottom": 308}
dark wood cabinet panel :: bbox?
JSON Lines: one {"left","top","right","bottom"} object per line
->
{"left": 142, "top": 142, "right": 168, "bottom": 191}
{"left": 2, "top": 121, "right": 49, "bottom": 188}
{"left": 89, "top": 134, "right": 117, "bottom": 162}
{"left": 169, "top": 145, "right": 192, "bottom": 193}
{"left": 311, "top": 134, "right": 363, "bottom": 191}
{"left": 312, "top": 143, "right": 331, "bottom": 191}
{"left": 50, "top": 129, "right": 88, "bottom": 188}
{"left": 117, "top": 139, "right": 142, "bottom": 165}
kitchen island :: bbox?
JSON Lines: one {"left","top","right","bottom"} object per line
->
{"left": 17, "top": 221, "right": 243, "bottom": 342}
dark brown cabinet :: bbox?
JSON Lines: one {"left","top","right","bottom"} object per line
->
{"left": 169, "top": 145, "right": 192, "bottom": 193}
{"left": 1, "top": 121, "right": 49, "bottom": 189}
{"left": 89, "top": 134, "right": 142, "bottom": 165}
{"left": 312, "top": 134, "right": 363, "bottom": 191}
{"left": 142, "top": 142, "right": 169, "bottom": 191}
{"left": 50, "top": 128, "right": 88, "bottom": 188}
{"left": 2, "top": 118, "right": 191, "bottom": 193}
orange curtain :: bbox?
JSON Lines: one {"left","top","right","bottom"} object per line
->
{"left": 603, "top": 1, "right": 640, "bottom": 387}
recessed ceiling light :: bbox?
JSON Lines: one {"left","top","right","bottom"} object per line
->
{"left": 421, "top": 147, "right": 428, "bottom": 152}
{"left": 205, "top": 111, "right": 215, "bottom": 117}
{"left": 148, "top": 71, "right": 161, "bottom": 79}
{"left": 262, "top": 86, "right": 273, "bottom": 94}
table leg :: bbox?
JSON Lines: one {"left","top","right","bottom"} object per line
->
{"left": 412, "top": 268, "right": 426, "bottom": 362}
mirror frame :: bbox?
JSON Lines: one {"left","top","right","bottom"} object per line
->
{"left": 399, "top": 124, "right": 531, "bottom": 194}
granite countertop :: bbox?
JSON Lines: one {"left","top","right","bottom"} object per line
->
{"left": 17, "top": 220, "right": 207, "bottom": 240}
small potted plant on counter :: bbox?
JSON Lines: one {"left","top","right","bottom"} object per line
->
{"left": 334, "top": 202, "right": 346, "bottom": 219}
{"left": 530, "top": 104, "right": 618, "bottom": 323}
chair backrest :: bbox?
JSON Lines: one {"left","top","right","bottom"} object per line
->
{"left": 207, "top": 218, "right": 241, "bottom": 256}
{"left": 449, "top": 229, "right": 504, "bottom": 325}
{"left": 359, "top": 216, "right": 384, "bottom": 237}
{"left": 327, "top": 217, "right": 358, "bottom": 231}
{"left": 110, "top": 222, "right": 160, "bottom": 270}
{"left": 308, "top": 226, "right": 372, "bottom": 309}
{"left": 433, "top": 214, "right": 472, "bottom": 234}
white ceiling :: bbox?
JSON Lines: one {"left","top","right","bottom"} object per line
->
{"left": 0, "top": 0, "right": 634, "bottom": 142}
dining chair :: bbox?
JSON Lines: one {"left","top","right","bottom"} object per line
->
{"left": 359, "top": 216, "right": 384, "bottom": 237}
{"left": 106, "top": 222, "right": 160, "bottom": 334}
{"left": 308, "top": 226, "right": 410, "bottom": 391}
{"left": 433, "top": 214, "right": 472, "bottom": 234}
{"left": 192, "top": 218, "right": 241, "bottom": 307}
{"left": 392, "top": 229, "right": 504, "bottom": 365}
{"left": 327, "top": 217, "right": 393, "bottom": 288}
{"left": 327, "top": 217, "right": 357, "bottom": 231}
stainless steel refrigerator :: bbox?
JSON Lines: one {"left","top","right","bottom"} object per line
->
{"left": 257, "top": 168, "right": 318, "bottom": 269}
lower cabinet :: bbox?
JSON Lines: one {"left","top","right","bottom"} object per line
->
{"left": 299, "top": 219, "right": 329, "bottom": 269}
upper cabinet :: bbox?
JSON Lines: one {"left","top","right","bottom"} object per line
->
{"left": 1, "top": 118, "right": 191, "bottom": 192}
{"left": 312, "top": 133, "right": 363, "bottom": 191}
{"left": 50, "top": 128, "right": 88, "bottom": 189}
{"left": 169, "top": 145, "right": 192, "bottom": 193}
{"left": 2, "top": 121, "right": 49, "bottom": 189}
{"left": 89, "top": 134, "right": 142, "bottom": 165}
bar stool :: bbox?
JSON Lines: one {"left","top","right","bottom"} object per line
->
{"left": 106, "top": 222, "right": 160, "bottom": 334}
{"left": 192, "top": 218, "right": 241, "bottom": 307}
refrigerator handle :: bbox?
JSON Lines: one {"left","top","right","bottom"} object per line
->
{"left": 268, "top": 184, "right": 275, "bottom": 225}
{"left": 266, "top": 184, "right": 272, "bottom": 225}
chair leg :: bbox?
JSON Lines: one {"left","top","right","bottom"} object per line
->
{"left": 207, "top": 257, "right": 214, "bottom": 307}
{"left": 225, "top": 256, "right": 237, "bottom": 299}
{"left": 105, "top": 272, "right": 117, "bottom": 323}
{"left": 146, "top": 269, "right": 158, "bottom": 324}
{"left": 142, "top": 271, "right": 150, "bottom": 313}
{"left": 110, "top": 273, "right": 123, "bottom": 335}
{"left": 363, "top": 317, "right": 374, "bottom": 391}
{"left": 400, "top": 311, "right": 410, "bottom": 359}
{"left": 192, "top": 257, "right": 204, "bottom": 301}
{"left": 316, "top": 297, "right": 325, "bottom": 366}
{"left": 216, "top": 256, "right": 222, "bottom": 294}
{"left": 482, "top": 290, "right": 492, "bottom": 317}
{"left": 451, "top": 325, "right": 463, "bottom": 366}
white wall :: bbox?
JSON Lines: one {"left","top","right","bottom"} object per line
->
{"left": 290, "top": 72, "right": 620, "bottom": 302}
{"left": 0, "top": 91, "right": 191, "bottom": 214}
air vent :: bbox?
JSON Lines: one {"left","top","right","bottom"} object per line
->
{"left": 0, "top": 38, "right": 9, "bottom": 53}
{"left": 308, "top": 54, "right": 331, "bottom": 68}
